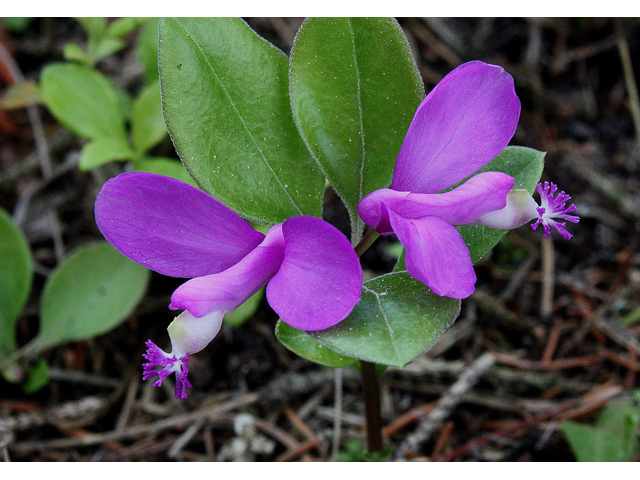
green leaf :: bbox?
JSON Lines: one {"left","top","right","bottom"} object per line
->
{"left": 106, "top": 17, "right": 149, "bottom": 38}
{"left": 93, "top": 37, "right": 126, "bottom": 63}
{"left": 21, "top": 358, "right": 49, "bottom": 394}
{"left": 79, "top": 137, "right": 136, "bottom": 170}
{"left": 131, "top": 80, "right": 166, "bottom": 154}
{"left": 337, "top": 439, "right": 394, "bottom": 462}
{"left": 137, "top": 18, "right": 160, "bottom": 84}
{"left": 458, "top": 146, "right": 546, "bottom": 264}
{"left": 133, "top": 156, "right": 197, "bottom": 187}
{"left": 224, "top": 288, "right": 264, "bottom": 328}
{"left": 561, "top": 402, "right": 640, "bottom": 462}
{"left": 2, "top": 17, "right": 33, "bottom": 33}
{"left": 159, "top": 17, "right": 324, "bottom": 225}
{"left": 115, "top": 86, "right": 134, "bottom": 121}
{"left": 75, "top": 17, "right": 107, "bottom": 43}
{"left": 289, "top": 17, "right": 424, "bottom": 240}
{"left": 0, "top": 208, "right": 32, "bottom": 358}
{"left": 275, "top": 320, "right": 356, "bottom": 368}
{"left": 63, "top": 43, "right": 91, "bottom": 66}
{"left": 34, "top": 242, "right": 150, "bottom": 352}
{"left": 40, "top": 63, "right": 127, "bottom": 141}
{"left": 310, "top": 272, "right": 461, "bottom": 367}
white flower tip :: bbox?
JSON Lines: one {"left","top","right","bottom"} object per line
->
{"left": 478, "top": 189, "right": 539, "bottom": 229}
{"left": 167, "top": 309, "right": 224, "bottom": 357}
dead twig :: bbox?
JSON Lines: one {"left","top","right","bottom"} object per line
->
{"left": 615, "top": 18, "right": 640, "bottom": 151}
{"left": 393, "top": 352, "right": 495, "bottom": 460}
{"left": 9, "top": 393, "right": 259, "bottom": 453}
{"left": 438, "top": 383, "right": 623, "bottom": 461}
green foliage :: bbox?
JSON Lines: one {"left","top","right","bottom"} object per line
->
{"left": 21, "top": 358, "right": 49, "bottom": 394}
{"left": 34, "top": 242, "right": 151, "bottom": 352}
{"left": 310, "top": 272, "right": 460, "bottom": 367}
{"left": 159, "top": 17, "right": 324, "bottom": 225}
{"left": 79, "top": 136, "right": 136, "bottom": 170}
{"left": 277, "top": 270, "right": 460, "bottom": 368}
{"left": 0, "top": 214, "right": 150, "bottom": 392}
{"left": 137, "top": 18, "right": 161, "bottom": 84}
{"left": 0, "top": 208, "right": 32, "bottom": 358}
{"left": 70, "top": 17, "right": 149, "bottom": 67}
{"left": 289, "top": 17, "right": 424, "bottom": 241}
{"left": 336, "top": 439, "right": 393, "bottom": 461}
{"left": 131, "top": 81, "right": 166, "bottom": 154}
{"left": 275, "top": 320, "right": 356, "bottom": 367}
{"left": 37, "top": 18, "right": 191, "bottom": 183}
{"left": 561, "top": 396, "right": 640, "bottom": 461}
{"left": 133, "top": 157, "right": 197, "bottom": 187}
{"left": 2, "top": 17, "right": 33, "bottom": 32}
{"left": 41, "top": 62, "right": 127, "bottom": 141}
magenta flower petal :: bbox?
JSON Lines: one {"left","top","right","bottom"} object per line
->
{"left": 388, "top": 212, "right": 476, "bottom": 299}
{"left": 266, "top": 216, "right": 362, "bottom": 331}
{"left": 391, "top": 61, "right": 520, "bottom": 194}
{"left": 95, "top": 172, "right": 265, "bottom": 278}
{"left": 395, "top": 172, "right": 515, "bottom": 225}
{"left": 360, "top": 172, "right": 514, "bottom": 234}
{"left": 169, "top": 224, "right": 285, "bottom": 318}
{"left": 358, "top": 188, "right": 410, "bottom": 235}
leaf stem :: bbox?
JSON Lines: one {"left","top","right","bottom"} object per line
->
{"left": 360, "top": 360, "right": 383, "bottom": 452}
{"left": 354, "top": 227, "right": 379, "bottom": 258}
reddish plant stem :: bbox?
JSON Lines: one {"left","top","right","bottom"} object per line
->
{"left": 360, "top": 360, "right": 383, "bottom": 452}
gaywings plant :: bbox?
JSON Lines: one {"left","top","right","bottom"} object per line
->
{"left": 93, "top": 17, "right": 578, "bottom": 453}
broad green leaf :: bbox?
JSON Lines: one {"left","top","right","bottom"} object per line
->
{"left": 561, "top": 402, "right": 640, "bottom": 462}
{"left": 0, "top": 208, "right": 32, "bottom": 358}
{"left": 289, "top": 17, "right": 424, "bottom": 241}
{"left": 35, "top": 242, "right": 150, "bottom": 352}
{"left": 137, "top": 18, "right": 160, "bottom": 84}
{"left": 224, "top": 288, "right": 264, "bottom": 328}
{"left": 159, "top": 17, "right": 324, "bottom": 225}
{"left": 458, "top": 146, "right": 546, "bottom": 264}
{"left": 275, "top": 320, "right": 356, "bottom": 368}
{"left": 133, "top": 156, "right": 197, "bottom": 187}
{"left": 79, "top": 136, "right": 136, "bottom": 170}
{"left": 311, "top": 272, "right": 461, "bottom": 367}
{"left": 131, "top": 81, "right": 166, "bottom": 154}
{"left": 41, "top": 63, "right": 127, "bottom": 141}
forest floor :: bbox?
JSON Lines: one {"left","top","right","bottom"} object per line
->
{"left": 1, "top": 17, "right": 640, "bottom": 462}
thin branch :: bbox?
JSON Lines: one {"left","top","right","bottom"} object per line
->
{"left": 393, "top": 352, "right": 495, "bottom": 460}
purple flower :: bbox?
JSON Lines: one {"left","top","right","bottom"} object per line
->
{"left": 358, "top": 61, "right": 578, "bottom": 300}
{"left": 95, "top": 172, "right": 362, "bottom": 398}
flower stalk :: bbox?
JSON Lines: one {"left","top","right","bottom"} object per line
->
{"left": 360, "top": 360, "right": 383, "bottom": 452}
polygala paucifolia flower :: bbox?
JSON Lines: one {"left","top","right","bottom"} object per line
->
{"left": 358, "top": 61, "right": 579, "bottom": 300}
{"left": 95, "top": 172, "right": 362, "bottom": 398}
